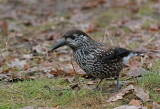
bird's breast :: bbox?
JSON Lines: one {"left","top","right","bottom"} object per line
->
{"left": 73, "top": 49, "right": 97, "bottom": 71}
{"left": 73, "top": 48, "right": 122, "bottom": 78}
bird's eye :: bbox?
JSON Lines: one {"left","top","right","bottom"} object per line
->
{"left": 71, "top": 36, "right": 75, "bottom": 40}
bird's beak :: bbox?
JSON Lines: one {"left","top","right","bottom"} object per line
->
{"left": 51, "top": 39, "right": 66, "bottom": 51}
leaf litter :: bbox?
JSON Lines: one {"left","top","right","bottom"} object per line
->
{"left": 0, "top": 0, "right": 160, "bottom": 108}
{"left": 107, "top": 84, "right": 150, "bottom": 103}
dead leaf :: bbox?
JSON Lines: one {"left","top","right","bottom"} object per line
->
{"left": 32, "top": 45, "right": 47, "bottom": 54}
{"left": 134, "top": 86, "right": 150, "bottom": 102}
{"left": 45, "top": 73, "right": 54, "bottom": 79}
{"left": 128, "top": 59, "right": 140, "bottom": 67}
{"left": 19, "top": 106, "right": 35, "bottom": 109}
{"left": 114, "top": 105, "right": 147, "bottom": 109}
{"left": 150, "top": 25, "right": 159, "bottom": 32}
{"left": 152, "top": 102, "right": 160, "bottom": 109}
{"left": 23, "top": 63, "right": 31, "bottom": 70}
{"left": 0, "top": 74, "right": 8, "bottom": 81}
{"left": 82, "top": 2, "right": 98, "bottom": 9}
{"left": 0, "top": 56, "right": 5, "bottom": 67}
{"left": 64, "top": 76, "right": 75, "bottom": 83}
{"left": 23, "top": 54, "right": 33, "bottom": 59}
{"left": 9, "top": 59, "right": 27, "bottom": 68}
{"left": 144, "top": 105, "right": 152, "bottom": 108}
{"left": 156, "top": 89, "right": 160, "bottom": 94}
{"left": 127, "top": 67, "right": 147, "bottom": 77}
{"left": 33, "top": 45, "right": 42, "bottom": 53}
{"left": 97, "top": 0, "right": 106, "bottom": 4}
{"left": 48, "top": 70, "right": 63, "bottom": 77}
{"left": 87, "top": 81, "right": 96, "bottom": 85}
{"left": 2, "top": 20, "right": 8, "bottom": 36}
{"left": 86, "top": 22, "right": 98, "bottom": 33}
{"left": 107, "top": 85, "right": 134, "bottom": 102}
{"left": 53, "top": 105, "right": 59, "bottom": 109}
{"left": 107, "top": 85, "right": 150, "bottom": 102}
{"left": 129, "top": 99, "right": 142, "bottom": 107}
{"left": 38, "top": 106, "right": 58, "bottom": 109}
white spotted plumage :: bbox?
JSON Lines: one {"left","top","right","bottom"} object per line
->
{"left": 53, "top": 29, "right": 144, "bottom": 80}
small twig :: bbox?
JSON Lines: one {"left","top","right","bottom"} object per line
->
{"left": 105, "top": 30, "right": 113, "bottom": 46}
{"left": 141, "top": 31, "right": 159, "bottom": 47}
{"left": 143, "top": 36, "right": 155, "bottom": 46}
{"left": 71, "top": 56, "right": 77, "bottom": 75}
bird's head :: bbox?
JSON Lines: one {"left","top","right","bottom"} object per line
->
{"left": 51, "top": 30, "right": 92, "bottom": 51}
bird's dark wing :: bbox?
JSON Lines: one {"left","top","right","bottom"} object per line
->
{"left": 101, "top": 47, "right": 131, "bottom": 62}
{"left": 107, "top": 47, "right": 131, "bottom": 59}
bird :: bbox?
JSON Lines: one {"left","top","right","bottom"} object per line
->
{"left": 51, "top": 29, "right": 145, "bottom": 92}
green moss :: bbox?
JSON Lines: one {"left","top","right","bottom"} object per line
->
{"left": 0, "top": 78, "right": 72, "bottom": 108}
{"left": 58, "top": 13, "right": 71, "bottom": 19}
{"left": 35, "top": 21, "right": 56, "bottom": 32}
{"left": 127, "top": 42, "right": 141, "bottom": 49}
{"left": 0, "top": 78, "right": 107, "bottom": 108}
{"left": 143, "top": 20, "right": 152, "bottom": 28}
{"left": 138, "top": 5, "right": 153, "bottom": 15}
{"left": 139, "top": 60, "right": 160, "bottom": 102}
{"left": 23, "top": 20, "right": 56, "bottom": 37}
{"left": 97, "top": 8, "right": 131, "bottom": 28}
{"left": 0, "top": 39, "right": 6, "bottom": 49}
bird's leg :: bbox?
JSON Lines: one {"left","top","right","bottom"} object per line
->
{"left": 115, "top": 77, "right": 120, "bottom": 91}
{"left": 110, "top": 77, "right": 121, "bottom": 93}
{"left": 95, "top": 79, "right": 103, "bottom": 90}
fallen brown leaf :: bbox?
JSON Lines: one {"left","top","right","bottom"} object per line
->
{"left": 97, "top": 0, "right": 106, "bottom": 4}
{"left": 152, "top": 102, "right": 160, "bottom": 109}
{"left": 48, "top": 70, "right": 63, "bottom": 77}
{"left": 82, "top": 2, "right": 98, "bottom": 9}
{"left": 107, "top": 85, "right": 150, "bottom": 102}
{"left": 53, "top": 105, "right": 59, "bottom": 109}
{"left": 0, "top": 74, "right": 8, "bottom": 81}
{"left": 129, "top": 99, "right": 142, "bottom": 107}
{"left": 10, "top": 58, "right": 27, "bottom": 68}
{"left": 38, "top": 106, "right": 58, "bottom": 109}
{"left": 19, "top": 106, "right": 35, "bottom": 109}
{"left": 64, "top": 76, "right": 75, "bottom": 83}
{"left": 150, "top": 25, "right": 159, "bottom": 32}
{"left": 86, "top": 81, "right": 96, "bottom": 85}
{"left": 107, "top": 85, "right": 134, "bottom": 102}
{"left": 114, "top": 105, "right": 147, "bottom": 109}
{"left": 23, "top": 54, "right": 33, "bottom": 59}
{"left": 127, "top": 67, "right": 147, "bottom": 77}
{"left": 86, "top": 22, "right": 98, "bottom": 33}
{"left": 134, "top": 86, "right": 150, "bottom": 102}
{"left": 2, "top": 20, "right": 8, "bottom": 36}
{"left": 0, "top": 56, "right": 5, "bottom": 67}
{"left": 156, "top": 89, "right": 160, "bottom": 94}
{"left": 144, "top": 105, "right": 152, "bottom": 108}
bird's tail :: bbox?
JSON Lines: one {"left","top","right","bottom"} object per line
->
{"left": 122, "top": 51, "right": 146, "bottom": 64}
{"left": 132, "top": 51, "right": 146, "bottom": 57}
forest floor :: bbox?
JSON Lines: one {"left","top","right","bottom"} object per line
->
{"left": 0, "top": 0, "right": 160, "bottom": 109}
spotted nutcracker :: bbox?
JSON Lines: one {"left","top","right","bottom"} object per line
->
{"left": 51, "top": 30, "right": 144, "bottom": 92}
